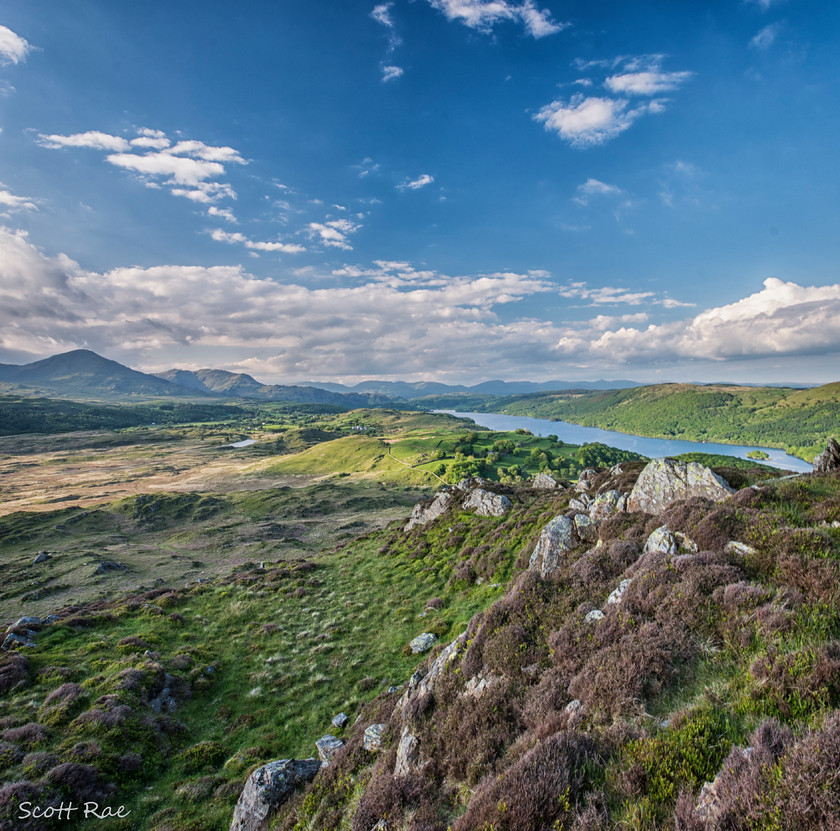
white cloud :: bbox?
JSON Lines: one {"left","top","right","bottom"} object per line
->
{"left": 308, "top": 219, "right": 362, "bottom": 250}
{"left": 538, "top": 56, "right": 690, "bottom": 147}
{"left": 397, "top": 173, "right": 435, "bottom": 190}
{"left": 0, "top": 25, "right": 30, "bottom": 65}
{"left": 426, "top": 0, "right": 566, "bottom": 37}
{"left": 381, "top": 64, "right": 404, "bottom": 81}
{"left": 207, "top": 206, "right": 237, "bottom": 223}
{"left": 130, "top": 136, "right": 171, "bottom": 150}
{"left": 605, "top": 70, "right": 693, "bottom": 95}
{"left": 0, "top": 185, "right": 37, "bottom": 215}
{"left": 38, "top": 128, "right": 244, "bottom": 205}
{"left": 535, "top": 95, "right": 662, "bottom": 147}
{"left": 750, "top": 22, "right": 782, "bottom": 49}
{"left": 106, "top": 152, "right": 225, "bottom": 186}
{"left": 210, "top": 228, "right": 305, "bottom": 254}
{"left": 38, "top": 131, "right": 131, "bottom": 152}
{"left": 573, "top": 178, "right": 623, "bottom": 205}
{"left": 3, "top": 227, "right": 837, "bottom": 379}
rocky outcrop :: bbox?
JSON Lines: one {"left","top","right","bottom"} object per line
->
{"left": 813, "top": 438, "right": 840, "bottom": 473}
{"left": 607, "top": 578, "right": 632, "bottom": 605}
{"left": 462, "top": 488, "right": 512, "bottom": 517}
{"left": 315, "top": 735, "right": 344, "bottom": 764}
{"left": 395, "top": 632, "right": 467, "bottom": 718}
{"left": 230, "top": 758, "right": 321, "bottom": 831}
{"left": 628, "top": 458, "right": 734, "bottom": 514}
{"left": 575, "top": 469, "right": 598, "bottom": 491}
{"left": 409, "top": 633, "right": 437, "bottom": 654}
{"left": 393, "top": 727, "right": 419, "bottom": 777}
{"left": 363, "top": 723, "right": 387, "bottom": 752}
{"left": 529, "top": 515, "right": 578, "bottom": 578}
{"left": 573, "top": 513, "right": 599, "bottom": 543}
{"left": 644, "top": 526, "right": 679, "bottom": 555}
{"left": 405, "top": 491, "right": 452, "bottom": 531}
{"left": 532, "top": 472, "right": 562, "bottom": 489}
{"left": 589, "top": 490, "right": 627, "bottom": 521}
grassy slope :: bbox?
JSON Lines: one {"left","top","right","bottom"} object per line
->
{"left": 481, "top": 382, "right": 840, "bottom": 461}
{"left": 0, "top": 488, "right": 562, "bottom": 830}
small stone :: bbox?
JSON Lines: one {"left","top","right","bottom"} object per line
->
{"left": 94, "top": 560, "right": 128, "bottom": 575}
{"left": 589, "top": 490, "right": 626, "bottom": 521}
{"left": 568, "top": 494, "right": 591, "bottom": 514}
{"left": 584, "top": 609, "right": 605, "bottom": 623}
{"left": 331, "top": 712, "right": 348, "bottom": 729}
{"left": 33, "top": 552, "right": 50, "bottom": 564}
{"left": 315, "top": 735, "right": 344, "bottom": 765}
{"left": 644, "top": 526, "right": 678, "bottom": 555}
{"left": 409, "top": 633, "right": 437, "bottom": 654}
{"left": 1, "top": 632, "right": 37, "bottom": 651}
{"left": 607, "top": 579, "right": 632, "bottom": 605}
{"left": 363, "top": 723, "right": 387, "bottom": 752}
{"left": 575, "top": 469, "right": 598, "bottom": 491}
{"left": 564, "top": 699, "right": 584, "bottom": 715}
{"left": 724, "top": 540, "right": 757, "bottom": 557}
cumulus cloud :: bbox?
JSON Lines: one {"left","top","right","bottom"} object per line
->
{"left": 605, "top": 69, "right": 693, "bottom": 95}
{"left": 38, "top": 131, "right": 131, "bottom": 152}
{"left": 37, "top": 127, "right": 245, "bottom": 205}
{"left": 538, "top": 55, "right": 691, "bottom": 147}
{"left": 209, "top": 228, "right": 305, "bottom": 254}
{"left": 535, "top": 95, "right": 663, "bottom": 147}
{"left": 426, "top": 0, "right": 567, "bottom": 37}
{"left": 0, "top": 25, "right": 30, "bottom": 65}
{"left": 0, "top": 185, "right": 37, "bottom": 216}
{"left": 207, "top": 206, "right": 237, "bottom": 223}
{"left": 2, "top": 228, "right": 836, "bottom": 379}
{"left": 750, "top": 22, "right": 782, "bottom": 49}
{"left": 397, "top": 173, "right": 435, "bottom": 190}
{"left": 308, "top": 219, "right": 362, "bottom": 250}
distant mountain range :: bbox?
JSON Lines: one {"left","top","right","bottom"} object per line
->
{"left": 0, "top": 349, "right": 641, "bottom": 405}
{"left": 302, "top": 378, "right": 640, "bottom": 398}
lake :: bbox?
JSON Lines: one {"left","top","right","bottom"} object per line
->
{"left": 437, "top": 410, "right": 811, "bottom": 473}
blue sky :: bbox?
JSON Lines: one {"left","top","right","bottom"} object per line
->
{"left": 1, "top": 0, "right": 839, "bottom": 385}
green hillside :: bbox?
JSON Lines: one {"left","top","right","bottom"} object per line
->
{"left": 478, "top": 382, "right": 840, "bottom": 462}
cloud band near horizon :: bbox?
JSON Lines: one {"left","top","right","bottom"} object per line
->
{"left": 1, "top": 226, "right": 838, "bottom": 383}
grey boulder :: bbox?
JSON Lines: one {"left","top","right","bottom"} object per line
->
{"left": 229, "top": 758, "right": 321, "bottom": 831}
{"left": 529, "top": 515, "right": 577, "bottom": 578}
{"left": 628, "top": 458, "right": 734, "bottom": 514}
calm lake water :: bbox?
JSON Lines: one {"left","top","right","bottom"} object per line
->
{"left": 437, "top": 410, "right": 811, "bottom": 473}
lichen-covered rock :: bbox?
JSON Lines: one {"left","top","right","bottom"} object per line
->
{"left": 331, "top": 712, "right": 348, "bottom": 729}
{"left": 405, "top": 491, "right": 452, "bottom": 531}
{"left": 724, "top": 540, "right": 757, "bottom": 558}
{"left": 813, "top": 438, "right": 840, "bottom": 473}
{"left": 628, "top": 458, "right": 734, "bottom": 514}
{"left": 363, "top": 723, "right": 387, "bottom": 752}
{"left": 589, "top": 490, "right": 626, "bottom": 521}
{"left": 315, "top": 735, "right": 344, "bottom": 765}
{"left": 409, "top": 633, "right": 437, "bottom": 654}
{"left": 575, "top": 469, "right": 598, "bottom": 491}
{"left": 532, "top": 472, "right": 562, "bottom": 489}
{"left": 229, "top": 758, "right": 321, "bottom": 831}
{"left": 529, "top": 515, "right": 578, "bottom": 578}
{"left": 573, "top": 513, "right": 599, "bottom": 543}
{"left": 607, "top": 579, "right": 632, "bottom": 605}
{"left": 568, "top": 493, "right": 591, "bottom": 514}
{"left": 395, "top": 632, "right": 466, "bottom": 719}
{"left": 462, "top": 488, "right": 512, "bottom": 517}
{"left": 393, "top": 726, "right": 419, "bottom": 777}
{"left": 462, "top": 671, "right": 501, "bottom": 699}
{"left": 644, "top": 526, "right": 679, "bottom": 555}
